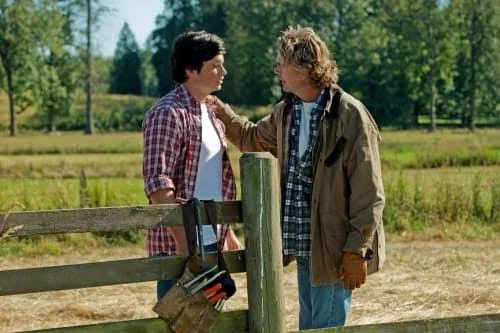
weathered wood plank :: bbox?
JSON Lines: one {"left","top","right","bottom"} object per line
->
{"left": 0, "top": 250, "right": 245, "bottom": 296}
{"left": 0, "top": 201, "right": 242, "bottom": 236}
{"left": 26, "top": 310, "right": 249, "bottom": 332}
{"left": 291, "top": 313, "right": 500, "bottom": 333}
{"left": 240, "top": 153, "right": 285, "bottom": 333}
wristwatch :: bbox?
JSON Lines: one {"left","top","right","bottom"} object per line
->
{"left": 364, "top": 248, "right": 374, "bottom": 260}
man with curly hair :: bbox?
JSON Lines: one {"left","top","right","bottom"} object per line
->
{"left": 213, "top": 26, "right": 385, "bottom": 329}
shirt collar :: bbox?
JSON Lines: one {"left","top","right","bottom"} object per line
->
{"left": 292, "top": 88, "right": 328, "bottom": 112}
{"left": 174, "top": 83, "right": 217, "bottom": 115}
{"left": 175, "top": 83, "right": 199, "bottom": 112}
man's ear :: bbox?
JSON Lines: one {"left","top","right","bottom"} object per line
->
{"left": 185, "top": 68, "right": 195, "bottom": 80}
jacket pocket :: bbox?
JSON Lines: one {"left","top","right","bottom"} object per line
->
{"left": 325, "top": 136, "right": 346, "bottom": 167}
{"left": 318, "top": 211, "right": 348, "bottom": 265}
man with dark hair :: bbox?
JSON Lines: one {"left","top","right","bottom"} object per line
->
{"left": 213, "top": 26, "right": 385, "bottom": 329}
{"left": 142, "top": 31, "right": 241, "bottom": 300}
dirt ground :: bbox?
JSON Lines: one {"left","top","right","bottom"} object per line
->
{"left": 1, "top": 240, "right": 499, "bottom": 332}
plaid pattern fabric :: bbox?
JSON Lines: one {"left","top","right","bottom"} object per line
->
{"left": 142, "top": 84, "right": 236, "bottom": 256}
{"left": 282, "top": 90, "right": 326, "bottom": 256}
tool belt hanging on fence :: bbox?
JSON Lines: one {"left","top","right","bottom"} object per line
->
{"left": 153, "top": 198, "right": 236, "bottom": 333}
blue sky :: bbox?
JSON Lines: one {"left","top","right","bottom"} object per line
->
{"left": 95, "top": 0, "right": 164, "bottom": 57}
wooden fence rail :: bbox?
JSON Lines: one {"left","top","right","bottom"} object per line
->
{"left": 1, "top": 152, "right": 499, "bottom": 333}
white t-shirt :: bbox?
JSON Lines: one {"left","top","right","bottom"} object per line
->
{"left": 194, "top": 103, "right": 223, "bottom": 245}
{"left": 299, "top": 102, "right": 315, "bottom": 158}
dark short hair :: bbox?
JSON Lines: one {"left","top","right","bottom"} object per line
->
{"left": 171, "top": 31, "right": 225, "bottom": 83}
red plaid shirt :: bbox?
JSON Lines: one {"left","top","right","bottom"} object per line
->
{"left": 142, "top": 84, "right": 237, "bottom": 256}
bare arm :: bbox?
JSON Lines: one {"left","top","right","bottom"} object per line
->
{"left": 224, "top": 228, "right": 242, "bottom": 250}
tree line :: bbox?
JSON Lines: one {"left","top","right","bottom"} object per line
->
{"left": 1, "top": 0, "right": 499, "bottom": 136}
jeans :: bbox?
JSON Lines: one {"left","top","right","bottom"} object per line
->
{"left": 296, "top": 256, "right": 352, "bottom": 330}
{"left": 156, "top": 242, "right": 218, "bottom": 300}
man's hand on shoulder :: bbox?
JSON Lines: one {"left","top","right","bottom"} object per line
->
{"left": 207, "top": 95, "right": 233, "bottom": 119}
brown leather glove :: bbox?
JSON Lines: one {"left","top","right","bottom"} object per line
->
{"left": 339, "top": 252, "right": 367, "bottom": 291}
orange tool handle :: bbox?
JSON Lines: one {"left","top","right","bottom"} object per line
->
{"left": 202, "top": 283, "right": 222, "bottom": 298}
{"left": 209, "top": 292, "right": 226, "bottom": 305}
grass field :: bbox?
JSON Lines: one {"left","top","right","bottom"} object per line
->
{"left": 0, "top": 129, "right": 499, "bottom": 241}
{"left": 0, "top": 129, "right": 499, "bottom": 176}
{"left": 0, "top": 125, "right": 499, "bottom": 331}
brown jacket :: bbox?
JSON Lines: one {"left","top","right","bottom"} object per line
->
{"left": 217, "top": 86, "right": 385, "bottom": 285}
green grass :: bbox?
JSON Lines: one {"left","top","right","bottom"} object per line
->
{"left": 0, "top": 233, "right": 140, "bottom": 257}
{"left": 1, "top": 168, "right": 498, "bottom": 257}
{"left": 0, "top": 178, "right": 147, "bottom": 211}
{"left": 417, "top": 115, "right": 499, "bottom": 126}
{"left": 0, "top": 129, "right": 499, "bottom": 175}
{"left": 381, "top": 129, "right": 500, "bottom": 168}
{"left": 384, "top": 166, "right": 500, "bottom": 237}
{"left": 0, "top": 153, "right": 142, "bottom": 178}
{"left": 1, "top": 128, "right": 499, "bottom": 255}
{"left": 0, "top": 132, "right": 143, "bottom": 155}
{"left": 1, "top": 166, "right": 498, "bottom": 232}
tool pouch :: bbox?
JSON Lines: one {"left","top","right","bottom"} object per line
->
{"left": 153, "top": 199, "right": 235, "bottom": 333}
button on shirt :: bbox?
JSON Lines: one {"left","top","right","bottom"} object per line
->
{"left": 142, "top": 84, "right": 236, "bottom": 256}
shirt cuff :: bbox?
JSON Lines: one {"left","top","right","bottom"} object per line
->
{"left": 342, "top": 231, "right": 372, "bottom": 259}
{"left": 146, "top": 175, "right": 175, "bottom": 197}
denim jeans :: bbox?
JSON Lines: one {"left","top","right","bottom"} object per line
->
{"left": 156, "top": 242, "right": 218, "bottom": 300}
{"left": 296, "top": 256, "right": 352, "bottom": 330}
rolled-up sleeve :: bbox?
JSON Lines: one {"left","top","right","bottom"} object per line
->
{"left": 142, "top": 107, "right": 182, "bottom": 197}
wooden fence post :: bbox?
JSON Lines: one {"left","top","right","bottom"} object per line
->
{"left": 240, "top": 152, "right": 285, "bottom": 333}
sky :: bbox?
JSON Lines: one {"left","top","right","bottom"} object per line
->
{"left": 95, "top": 0, "right": 165, "bottom": 57}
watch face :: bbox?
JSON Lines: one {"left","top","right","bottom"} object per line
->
{"left": 365, "top": 248, "right": 374, "bottom": 260}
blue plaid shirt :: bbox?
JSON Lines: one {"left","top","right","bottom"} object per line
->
{"left": 282, "top": 90, "right": 326, "bottom": 257}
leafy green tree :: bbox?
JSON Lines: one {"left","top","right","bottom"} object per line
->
{"left": 92, "top": 56, "right": 112, "bottom": 94}
{"left": 451, "top": 0, "right": 499, "bottom": 130}
{"left": 33, "top": 0, "right": 79, "bottom": 133}
{"left": 109, "top": 23, "right": 142, "bottom": 95}
{"left": 35, "top": 55, "right": 78, "bottom": 132}
{"left": 141, "top": 36, "right": 159, "bottom": 96}
{"left": 60, "top": 0, "right": 114, "bottom": 133}
{"left": 151, "top": 0, "right": 200, "bottom": 95}
{"left": 378, "top": 0, "right": 457, "bottom": 129}
{"left": 0, "top": 0, "right": 38, "bottom": 136}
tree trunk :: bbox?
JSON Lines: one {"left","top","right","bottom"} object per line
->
{"left": 428, "top": 31, "right": 437, "bottom": 133}
{"left": 48, "top": 109, "right": 56, "bottom": 133}
{"left": 461, "top": 103, "right": 468, "bottom": 128}
{"left": 6, "top": 69, "right": 16, "bottom": 137}
{"left": 429, "top": 81, "right": 437, "bottom": 132}
{"left": 85, "top": 0, "right": 94, "bottom": 135}
{"left": 468, "top": 5, "right": 478, "bottom": 132}
{"left": 413, "top": 102, "right": 419, "bottom": 127}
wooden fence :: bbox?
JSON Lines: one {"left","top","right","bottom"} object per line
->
{"left": 1, "top": 153, "right": 499, "bottom": 333}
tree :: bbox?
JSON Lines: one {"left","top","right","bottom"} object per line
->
{"left": 84, "top": 0, "right": 94, "bottom": 134}
{"left": 378, "top": 0, "right": 457, "bottom": 130}
{"left": 141, "top": 36, "right": 159, "bottom": 96}
{"left": 0, "top": 0, "right": 38, "bottom": 136}
{"left": 451, "top": 0, "right": 499, "bottom": 130}
{"left": 34, "top": 0, "right": 79, "bottom": 133}
{"left": 109, "top": 23, "right": 142, "bottom": 95}
{"left": 151, "top": 0, "right": 200, "bottom": 95}
{"left": 60, "top": 0, "right": 114, "bottom": 133}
